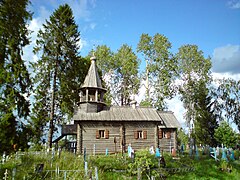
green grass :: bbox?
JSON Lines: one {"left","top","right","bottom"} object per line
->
{"left": 0, "top": 150, "right": 240, "bottom": 179}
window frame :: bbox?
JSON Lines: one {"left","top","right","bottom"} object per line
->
{"left": 96, "top": 129, "right": 109, "bottom": 139}
{"left": 99, "top": 130, "right": 105, "bottom": 138}
{"left": 134, "top": 130, "right": 147, "bottom": 139}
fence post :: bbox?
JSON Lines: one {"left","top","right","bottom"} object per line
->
{"left": 93, "top": 144, "right": 96, "bottom": 156}
{"left": 89, "top": 169, "right": 92, "bottom": 179}
{"left": 12, "top": 167, "right": 16, "bottom": 180}
{"left": 137, "top": 168, "right": 142, "bottom": 180}
{"left": 64, "top": 171, "right": 67, "bottom": 180}
{"left": 151, "top": 176, "right": 155, "bottom": 180}
{"left": 4, "top": 169, "right": 8, "bottom": 180}
{"left": 84, "top": 161, "right": 88, "bottom": 177}
{"left": 55, "top": 165, "right": 59, "bottom": 179}
{"left": 95, "top": 166, "right": 98, "bottom": 180}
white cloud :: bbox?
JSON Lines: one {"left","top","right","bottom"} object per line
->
{"left": 23, "top": 5, "right": 51, "bottom": 64}
{"left": 228, "top": 0, "right": 240, "bottom": 9}
{"left": 134, "top": 81, "right": 146, "bottom": 103}
{"left": 212, "top": 72, "right": 240, "bottom": 81}
{"left": 212, "top": 44, "right": 240, "bottom": 74}
{"left": 166, "top": 96, "right": 185, "bottom": 128}
{"left": 78, "top": 38, "right": 88, "bottom": 51}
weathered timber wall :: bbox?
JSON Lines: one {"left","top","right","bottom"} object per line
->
{"left": 76, "top": 121, "right": 177, "bottom": 154}
{"left": 81, "top": 122, "right": 122, "bottom": 154}
{"left": 159, "top": 128, "right": 177, "bottom": 153}
{"left": 62, "top": 124, "right": 77, "bottom": 135}
{"left": 124, "top": 122, "right": 156, "bottom": 151}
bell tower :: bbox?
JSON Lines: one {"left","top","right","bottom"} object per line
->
{"left": 78, "top": 55, "right": 107, "bottom": 113}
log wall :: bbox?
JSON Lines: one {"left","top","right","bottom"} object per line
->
{"left": 76, "top": 121, "right": 177, "bottom": 154}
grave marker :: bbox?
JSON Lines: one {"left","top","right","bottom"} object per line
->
{"left": 221, "top": 148, "right": 227, "bottom": 161}
{"left": 180, "top": 144, "right": 184, "bottom": 154}
{"left": 84, "top": 161, "right": 88, "bottom": 177}
{"left": 105, "top": 148, "right": 108, "bottom": 156}
{"left": 216, "top": 146, "right": 220, "bottom": 156}
{"left": 171, "top": 148, "right": 176, "bottom": 157}
{"left": 95, "top": 166, "right": 99, "bottom": 180}
{"left": 128, "top": 144, "right": 134, "bottom": 158}
{"left": 195, "top": 146, "right": 199, "bottom": 160}
{"left": 230, "top": 150, "right": 235, "bottom": 161}
{"left": 83, "top": 147, "right": 86, "bottom": 162}
{"left": 93, "top": 144, "right": 96, "bottom": 156}
{"left": 2, "top": 152, "right": 6, "bottom": 164}
{"left": 155, "top": 148, "right": 160, "bottom": 158}
{"left": 149, "top": 145, "right": 154, "bottom": 155}
{"left": 4, "top": 169, "right": 8, "bottom": 180}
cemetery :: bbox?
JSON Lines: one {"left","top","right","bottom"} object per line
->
{"left": 0, "top": 145, "right": 240, "bottom": 179}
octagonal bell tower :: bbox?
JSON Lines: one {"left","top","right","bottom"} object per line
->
{"left": 78, "top": 55, "right": 107, "bottom": 113}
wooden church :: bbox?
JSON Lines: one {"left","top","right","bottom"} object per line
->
{"left": 56, "top": 55, "right": 180, "bottom": 154}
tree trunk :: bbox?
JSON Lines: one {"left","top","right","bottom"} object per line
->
{"left": 48, "top": 59, "right": 58, "bottom": 149}
{"left": 146, "top": 59, "right": 150, "bottom": 102}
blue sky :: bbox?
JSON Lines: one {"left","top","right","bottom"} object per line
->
{"left": 28, "top": 0, "right": 240, "bottom": 73}
{"left": 26, "top": 0, "right": 240, "bottom": 128}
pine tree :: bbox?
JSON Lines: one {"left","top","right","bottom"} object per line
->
{"left": 0, "top": 0, "right": 32, "bottom": 154}
{"left": 32, "top": 4, "right": 86, "bottom": 148}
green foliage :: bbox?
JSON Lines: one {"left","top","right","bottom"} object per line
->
{"left": 89, "top": 45, "right": 114, "bottom": 105}
{"left": 31, "top": 4, "right": 86, "bottom": 147}
{"left": 128, "top": 149, "right": 158, "bottom": 178}
{"left": 89, "top": 155, "right": 128, "bottom": 171}
{"left": 219, "top": 160, "right": 233, "bottom": 173}
{"left": 212, "top": 78, "right": 240, "bottom": 131}
{"left": 114, "top": 44, "right": 140, "bottom": 105}
{"left": 140, "top": 100, "right": 152, "bottom": 107}
{"left": 176, "top": 45, "right": 212, "bottom": 128}
{"left": 0, "top": 0, "right": 32, "bottom": 154}
{"left": 214, "top": 121, "right": 238, "bottom": 148}
{"left": 0, "top": 151, "right": 85, "bottom": 179}
{"left": 92, "top": 45, "right": 115, "bottom": 75}
{"left": 193, "top": 82, "right": 218, "bottom": 146}
{"left": 177, "top": 128, "right": 188, "bottom": 147}
{"left": 93, "top": 44, "right": 140, "bottom": 106}
{"left": 137, "top": 33, "right": 178, "bottom": 110}
{"left": 1, "top": 150, "right": 240, "bottom": 179}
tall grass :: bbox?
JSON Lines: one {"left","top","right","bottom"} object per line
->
{"left": 0, "top": 149, "right": 240, "bottom": 179}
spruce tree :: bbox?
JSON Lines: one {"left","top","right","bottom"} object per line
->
{"left": 0, "top": 0, "right": 32, "bottom": 154}
{"left": 32, "top": 4, "right": 86, "bottom": 148}
{"left": 194, "top": 82, "right": 218, "bottom": 146}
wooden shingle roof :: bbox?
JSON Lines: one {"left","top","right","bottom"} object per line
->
{"left": 81, "top": 56, "right": 104, "bottom": 89}
{"left": 73, "top": 106, "right": 180, "bottom": 128}
{"left": 157, "top": 111, "right": 181, "bottom": 128}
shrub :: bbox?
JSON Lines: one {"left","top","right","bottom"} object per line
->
{"left": 128, "top": 149, "right": 159, "bottom": 178}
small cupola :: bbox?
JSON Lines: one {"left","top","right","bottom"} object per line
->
{"left": 78, "top": 55, "right": 107, "bottom": 113}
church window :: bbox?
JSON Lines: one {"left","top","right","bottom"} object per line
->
{"left": 134, "top": 130, "right": 147, "bottom": 139}
{"left": 96, "top": 129, "right": 109, "bottom": 139}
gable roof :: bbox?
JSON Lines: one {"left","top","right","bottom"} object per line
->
{"left": 157, "top": 111, "right": 181, "bottom": 128}
{"left": 73, "top": 106, "right": 180, "bottom": 128}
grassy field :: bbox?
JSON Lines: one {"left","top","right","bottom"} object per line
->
{"left": 0, "top": 149, "right": 239, "bottom": 179}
